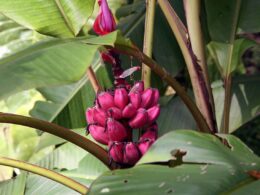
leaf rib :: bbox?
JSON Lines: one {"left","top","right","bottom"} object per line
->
{"left": 0, "top": 157, "right": 88, "bottom": 194}
{"left": 54, "top": 0, "right": 75, "bottom": 36}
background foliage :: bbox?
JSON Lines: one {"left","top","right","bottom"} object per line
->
{"left": 0, "top": 0, "right": 259, "bottom": 194}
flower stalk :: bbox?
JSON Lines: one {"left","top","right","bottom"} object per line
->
{"left": 112, "top": 44, "right": 211, "bottom": 133}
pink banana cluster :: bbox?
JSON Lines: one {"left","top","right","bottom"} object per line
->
{"left": 90, "top": 0, "right": 160, "bottom": 166}
{"left": 86, "top": 81, "right": 160, "bottom": 166}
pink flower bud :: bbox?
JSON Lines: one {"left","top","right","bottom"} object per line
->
{"left": 109, "top": 142, "right": 124, "bottom": 163}
{"left": 151, "top": 89, "right": 160, "bottom": 107}
{"left": 138, "top": 139, "right": 154, "bottom": 155}
{"left": 86, "top": 108, "right": 95, "bottom": 124}
{"left": 140, "top": 123, "right": 158, "bottom": 141}
{"left": 93, "top": 108, "right": 108, "bottom": 126}
{"left": 107, "top": 118, "right": 128, "bottom": 141}
{"left": 129, "top": 81, "right": 144, "bottom": 94}
{"left": 88, "top": 124, "right": 109, "bottom": 145}
{"left": 129, "top": 108, "right": 148, "bottom": 128}
{"left": 114, "top": 88, "right": 129, "bottom": 110}
{"left": 107, "top": 107, "right": 122, "bottom": 120}
{"left": 122, "top": 103, "right": 137, "bottom": 118}
{"left": 123, "top": 142, "right": 141, "bottom": 165}
{"left": 141, "top": 88, "right": 153, "bottom": 108}
{"left": 147, "top": 105, "right": 160, "bottom": 124}
{"left": 129, "top": 92, "right": 141, "bottom": 109}
{"left": 97, "top": 92, "right": 115, "bottom": 110}
{"left": 93, "top": 0, "right": 116, "bottom": 35}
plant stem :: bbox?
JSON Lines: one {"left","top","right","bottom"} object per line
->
{"left": 86, "top": 66, "right": 102, "bottom": 93}
{"left": 157, "top": 0, "right": 217, "bottom": 133}
{"left": 0, "top": 113, "right": 110, "bottom": 168}
{"left": 221, "top": 44, "right": 235, "bottom": 134}
{"left": 183, "top": 0, "right": 216, "bottom": 126}
{"left": 113, "top": 45, "right": 211, "bottom": 133}
{"left": 222, "top": 0, "right": 241, "bottom": 133}
{"left": 183, "top": 0, "right": 209, "bottom": 92}
{"left": 223, "top": 75, "right": 232, "bottom": 134}
{"left": 0, "top": 157, "right": 88, "bottom": 194}
{"left": 142, "top": 0, "right": 156, "bottom": 88}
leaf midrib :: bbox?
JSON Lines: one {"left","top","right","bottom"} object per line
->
{"left": 54, "top": 0, "right": 75, "bottom": 36}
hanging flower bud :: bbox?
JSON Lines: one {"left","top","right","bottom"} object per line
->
{"left": 129, "top": 92, "right": 141, "bottom": 109}
{"left": 114, "top": 88, "right": 129, "bottom": 110}
{"left": 93, "top": 0, "right": 116, "bottom": 35}
{"left": 93, "top": 108, "right": 108, "bottom": 126}
{"left": 109, "top": 142, "right": 124, "bottom": 163}
{"left": 129, "top": 81, "right": 144, "bottom": 94}
{"left": 147, "top": 105, "right": 160, "bottom": 124}
{"left": 122, "top": 103, "right": 137, "bottom": 118}
{"left": 138, "top": 139, "right": 154, "bottom": 155}
{"left": 123, "top": 142, "right": 141, "bottom": 165}
{"left": 151, "top": 89, "right": 160, "bottom": 107}
{"left": 86, "top": 108, "right": 95, "bottom": 124}
{"left": 140, "top": 123, "right": 158, "bottom": 141}
{"left": 107, "top": 118, "right": 128, "bottom": 141}
{"left": 129, "top": 108, "right": 148, "bottom": 128}
{"left": 97, "top": 92, "right": 115, "bottom": 110}
{"left": 88, "top": 124, "right": 109, "bottom": 145}
{"left": 107, "top": 107, "right": 122, "bottom": 120}
{"left": 141, "top": 89, "right": 153, "bottom": 108}
{"left": 100, "top": 51, "right": 115, "bottom": 64}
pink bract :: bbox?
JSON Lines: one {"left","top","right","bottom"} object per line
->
{"left": 93, "top": 0, "right": 116, "bottom": 35}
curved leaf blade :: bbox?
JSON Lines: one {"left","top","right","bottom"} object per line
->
{"left": 0, "top": 173, "right": 27, "bottom": 195}
{"left": 158, "top": 96, "right": 197, "bottom": 135}
{"left": 0, "top": 14, "right": 36, "bottom": 59}
{"left": 238, "top": 0, "right": 260, "bottom": 33}
{"left": 30, "top": 64, "right": 113, "bottom": 129}
{"left": 213, "top": 75, "right": 260, "bottom": 132}
{"left": 88, "top": 164, "right": 256, "bottom": 195}
{"left": 138, "top": 130, "right": 260, "bottom": 171}
{"left": 0, "top": 39, "right": 99, "bottom": 100}
{"left": 25, "top": 154, "right": 108, "bottom": 195}
{"left": 0, "top": 0, "right": 95, "bottom": 37}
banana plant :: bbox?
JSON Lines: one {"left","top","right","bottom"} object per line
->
{"left": 0, "top": 0, "right": 259, "bottom": 194}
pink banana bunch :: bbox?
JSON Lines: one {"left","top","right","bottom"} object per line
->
{"left": 86, "top": 81, "right": 160, "bottom": 166}
{"left": 88, "top": 0, "right": 160, "bottom": 166}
